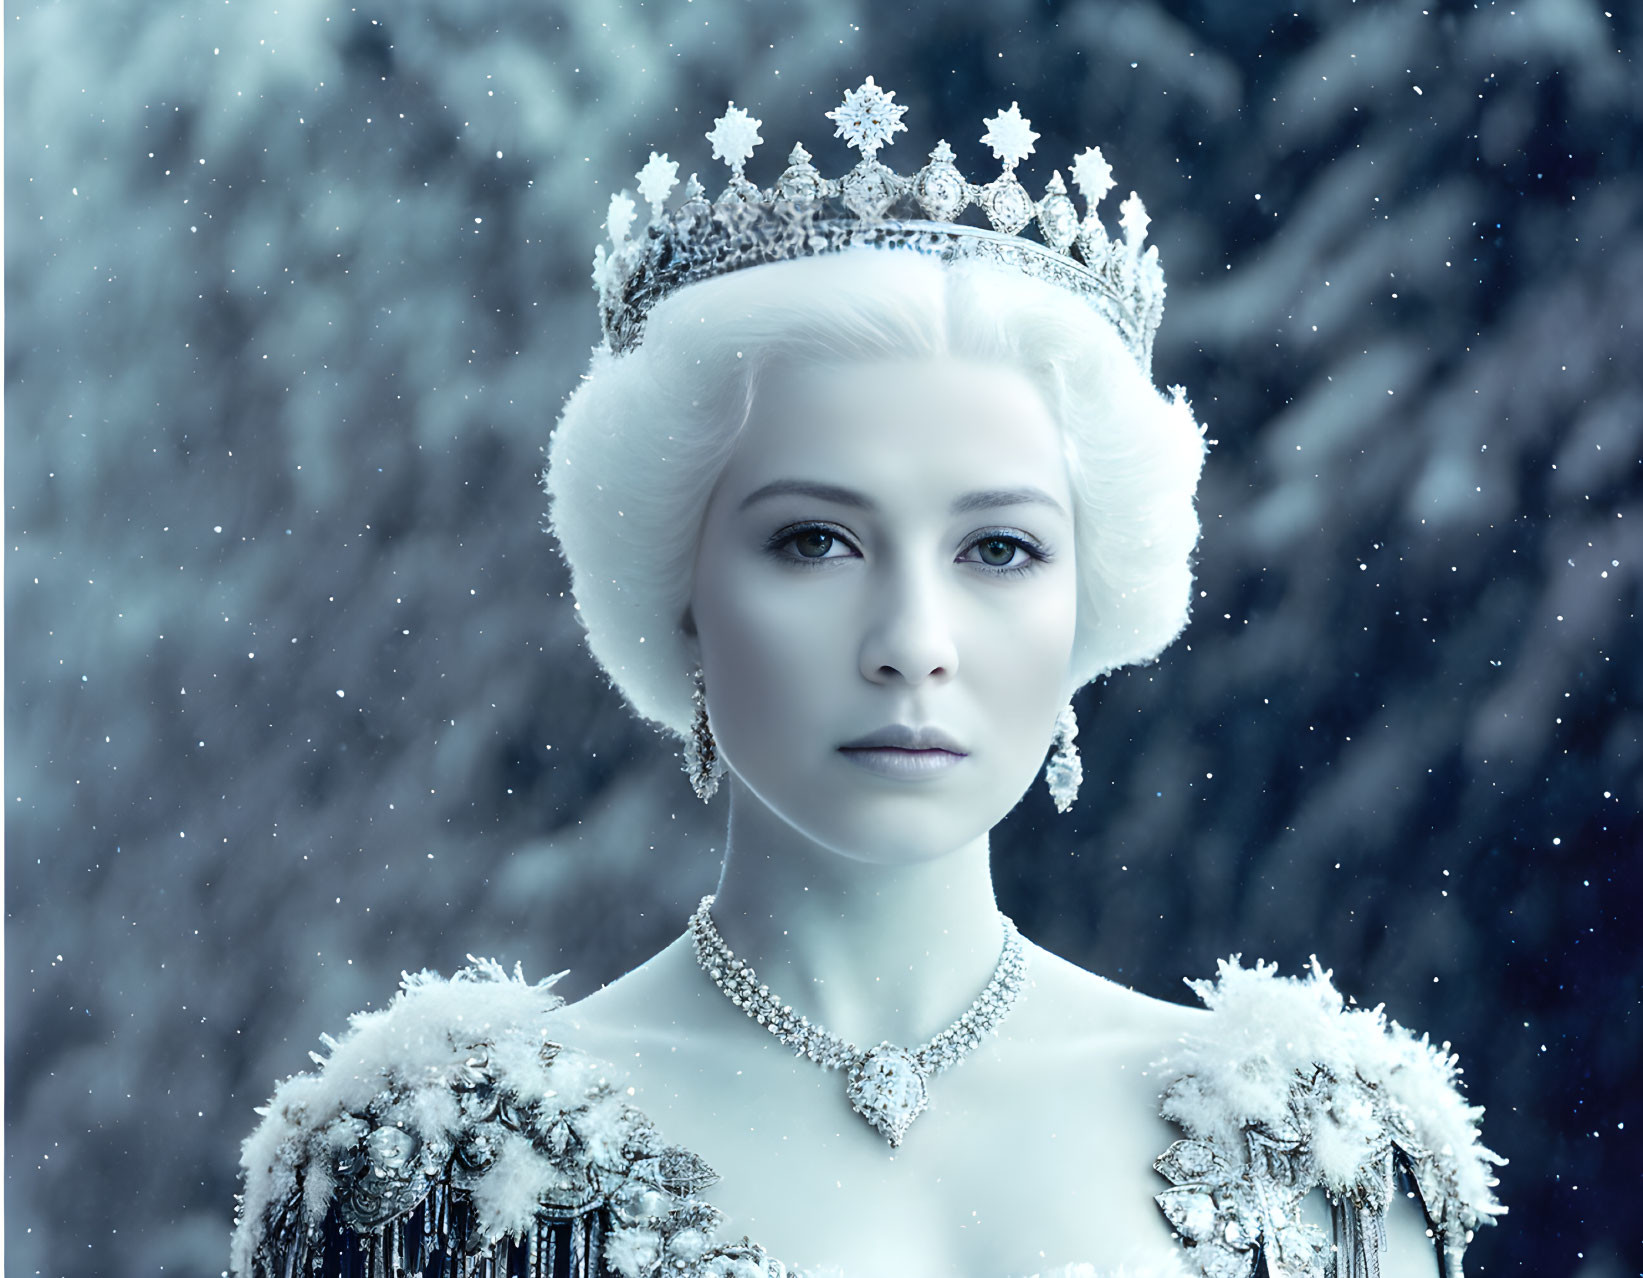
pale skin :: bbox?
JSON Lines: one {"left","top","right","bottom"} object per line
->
{"left": 544, "top": 359, "right": 1440, "bottom": 1277}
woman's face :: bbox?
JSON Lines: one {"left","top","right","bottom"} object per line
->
{"left": 686, "top": 356, "right": 1080, "bottom": 865}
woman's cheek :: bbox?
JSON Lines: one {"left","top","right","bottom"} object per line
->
{"left": 712, "top": 576, "right": 836, "bottom": 702}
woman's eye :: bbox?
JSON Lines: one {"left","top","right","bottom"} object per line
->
{"left": 768, "top": 524, "right": 856, "bottom": 564}
{"left": 791, "top": 529, "right": 837, "bottom": 559}
{"left": 962, "top": 535, "right": 1039, "bottom": 571}
{"left": 770, "top": 526, "right": 1041, "bottom": 573}
{"left": 974, "top": 537, "right": 1021, "bottom": 567}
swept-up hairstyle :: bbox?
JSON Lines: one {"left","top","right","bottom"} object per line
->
{"left": 545, "top": 247, "right": 1206, "bottom": 739}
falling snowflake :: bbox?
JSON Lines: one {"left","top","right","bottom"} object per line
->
{"left": 635, "top": 152, "right": 679, "bottom": 211}
{"left": 705, "top": 104, "right": 764, "bottom": 171}
{"left": 1119, "top": 191, "right": 1151, "bottom": 245}
{"left": 979, "top": 103, "right": 1040, "bottom": 168}
{"left": 826, "top": 76, "right": 909, "bottom": 158}
{"left": 1071, "top": 146, "right": 1115, "bottom": 204}
{"left": 606, "top": 190, "right": 637, "bottom": 246}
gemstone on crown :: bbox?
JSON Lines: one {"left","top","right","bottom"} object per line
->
{"left": 1037, "top": 171, "right": 1080, "bottom": 253}
{"left": 839, "top": 159, "right": 902, "bottom": 221}
{"left": 977, "top": 169, "right": 1035, "bottom": 236}
{"left": 776, "top": 143, "right": 826, "bottom": 203}
{"left": 913, "top": 142, "right": 968, "bottom": 221}
{"left": 592, "top": 79, "right": 1168, "bottom": 372}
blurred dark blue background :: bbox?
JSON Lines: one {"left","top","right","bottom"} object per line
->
{"left": 6, "top": 2, "right": 1639, "bottom": 1275}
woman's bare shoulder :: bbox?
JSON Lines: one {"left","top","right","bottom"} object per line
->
{"left": 537, "top": 933, "right": 714, "bottom": 1060}
{"left": 1012, "top": 941, "right": 1211, "bottom": 1054}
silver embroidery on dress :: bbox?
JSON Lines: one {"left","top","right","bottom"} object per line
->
{"left": 235, "top": 955, "right": 1501, "bottom": 1278}
{"left": 1151, "top": 959, "right": 1506, "bottom": 1278}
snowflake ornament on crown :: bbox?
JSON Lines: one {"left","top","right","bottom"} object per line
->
{"left": 591, "top": 79, "right": 1168, "bottom": 372}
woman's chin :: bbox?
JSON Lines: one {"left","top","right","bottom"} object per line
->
{"left": 723, "top": 750, "right": 1031, "bottom": 863}
{"left": 772, "top": 793, "right": 1009, "bottom": 865}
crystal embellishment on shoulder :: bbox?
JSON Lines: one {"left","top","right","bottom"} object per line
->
{"left": 590, "top": 78, "right": 1169, "bottom": 372}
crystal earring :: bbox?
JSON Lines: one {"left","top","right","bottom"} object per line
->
{"left": 1045, "top": 702, "right": 1082, "bottom": 814}
{"left": 683, "top": 670, "right": 726, "bottom": 802}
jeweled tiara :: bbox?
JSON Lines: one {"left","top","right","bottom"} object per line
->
{"left": 591, "top": 77, "right": 1167, "bottom": 372}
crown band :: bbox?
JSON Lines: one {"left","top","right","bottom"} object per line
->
{"left": 591, "top": 79, "right": 1167, "bottom": 372}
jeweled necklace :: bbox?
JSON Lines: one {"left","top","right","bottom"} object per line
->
{"left": 687, "top": 894, "right": 1029, "bottom": 1147}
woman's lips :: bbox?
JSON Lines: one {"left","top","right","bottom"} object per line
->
{"left": 836, "top": 746, "right": 967, "bottom": 779}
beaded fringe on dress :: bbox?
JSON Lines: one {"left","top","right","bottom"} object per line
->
{"left": 257, "top": 1182, "right": 607, "bottom": 1278}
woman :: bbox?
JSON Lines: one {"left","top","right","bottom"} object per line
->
{"left": 233, "top": 83, "right": 1503, "bottom": 1278}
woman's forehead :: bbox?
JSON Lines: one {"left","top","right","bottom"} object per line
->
{"left": 758, "top": 355, "right": 1038, "bottom": 409}
{"left": 725, "top": 357, "right": 1071, "bottom": 507}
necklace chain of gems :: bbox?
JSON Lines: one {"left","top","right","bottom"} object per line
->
{"left": 687, "top": 894, "right": 1029, "bottom": 1147}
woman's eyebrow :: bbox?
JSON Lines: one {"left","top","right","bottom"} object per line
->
{"left": 950, "top": 486, "right": 1067, "bottom": 517}
{"left": 738, "top": 480, "right": 1066, "bottom": 517}
{"left": 738, "top": 479, "right": 871, "bottom": 511}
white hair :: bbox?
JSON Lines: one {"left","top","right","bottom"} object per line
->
{"left": 545, "top": 248, "right": 1206, "bottom": 739}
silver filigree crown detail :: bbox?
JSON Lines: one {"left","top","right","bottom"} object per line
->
{"left": 592, "top": 77, "right": 1168, "bottom": 371}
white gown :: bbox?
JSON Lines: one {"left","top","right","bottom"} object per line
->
{"left": 232, "top": 956, "right": 1503, "bottom": 1278}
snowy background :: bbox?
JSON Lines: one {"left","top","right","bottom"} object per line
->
{"left": 6, "top": 1, "right": 1639, "bottom": 1274}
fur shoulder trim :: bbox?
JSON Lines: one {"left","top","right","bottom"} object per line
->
{"left": 232, "top": 957, "right": 735, "bottom": 1278}
{"left": 233, "top": 957, "right": 571, "bottom": 1275}
{"left": 1152, "top": 957, "right": 1505, "bottom": 1276}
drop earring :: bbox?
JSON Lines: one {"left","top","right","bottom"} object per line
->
{"left": 683, "top": 669, "right": 725, "bottom": 802}
{"left": 1045, "top": 702, "right": 1082, "bottom": 814}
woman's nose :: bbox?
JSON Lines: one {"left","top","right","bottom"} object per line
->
{"left": 857, "top": 565, "right": 960, "bottom": 686}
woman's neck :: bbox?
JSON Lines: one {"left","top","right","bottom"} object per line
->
{"left": 706, "top": 776, "right": 1008, "bottom": 1050}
